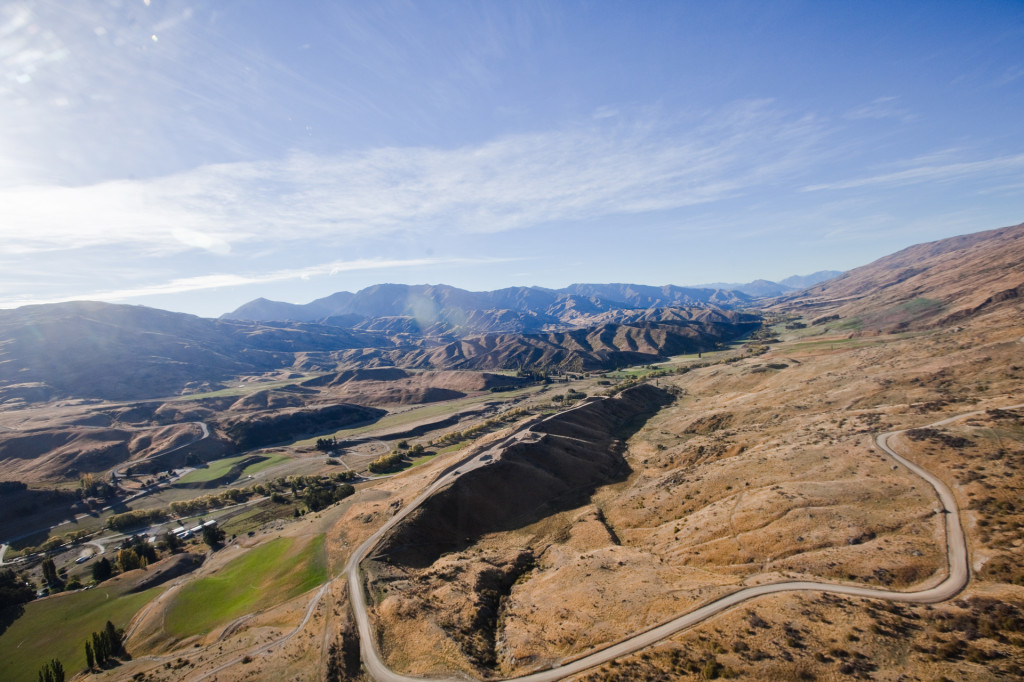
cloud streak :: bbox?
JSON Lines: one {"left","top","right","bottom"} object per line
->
{"left": 0, "top": 256, "right": 508, "bottom": 309}
{"left": 803, "top": 153, "right": 1024, "bottom": 192}
{"left": 0, "top": 102, "right": 825, "bottom": 256}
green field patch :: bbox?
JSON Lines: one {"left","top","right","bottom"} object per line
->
{"left": 861, "top": 297, "right": 947, "bottom": 329}
{"left": 0, "top": 581, "right": 165, "bottom": 682}
{"left": 406, "top": 452, "right": 442, "bottom": 468}
{"left": 239, "top": 453, "right": 289, "bottom": 476}
{"left": 163, "top": 535, "right": 326, "bottom": 638}
{"left": 604, "top": 366, "right": 661, "bottom": 379}
{"left": 431, "top": 442, "right": 470, "bottom": 457}
{"left": 175, "top": 453, "right": 290, "bottom": 487}
{"left": 830, "top": 317, "right": 864, "bottom": 331}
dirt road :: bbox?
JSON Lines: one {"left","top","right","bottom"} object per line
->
{"left": 344, "top": 403, "right": 1010, "bottom": 681}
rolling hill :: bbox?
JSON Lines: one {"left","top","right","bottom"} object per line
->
{"left": 0, "top": 299, "right": 758, "bottom": 404}
{"left": 772, "top": 221, "right": 1024, "bottom": 331}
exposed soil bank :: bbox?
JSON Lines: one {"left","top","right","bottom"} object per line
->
{"left": 376, "top": 384, "right": 674, "bottom": 569}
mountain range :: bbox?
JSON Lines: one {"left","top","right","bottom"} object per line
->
{"left": 5, "top": 236, "right": 1020, "bottom": 409}
{"left": 222, "top": 274, "right": 840, "bottom": 333}
{"left": 0, "top": 297, "right": 759, "bottom": 405}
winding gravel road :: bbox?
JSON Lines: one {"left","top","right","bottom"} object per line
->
{"left": 113, "top": 420, "right": 209, "bottom": 480}
{"left": 344, "top": 402, "right": 1019, "bottom": 682}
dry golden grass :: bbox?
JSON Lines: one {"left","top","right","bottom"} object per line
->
{"left": 63, "top": 301, "right": 1024, "bottom": 682}
{"left": 357, "top": 303, "right": 1024, "bottom": 680}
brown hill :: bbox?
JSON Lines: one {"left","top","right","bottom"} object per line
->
{"left": 773, "top": 221, "right": 1024, "bottom": 331}
{"left": 312, "top": 315, "right": 760, "bottom": 374}
{"left": 414, "top": 319, "right": 756, "bottom": 371}
{"left": 0, "top": 300, "right": 755, "bottom": 405}
{"left": 218, "top": 402, "right": 386, "bottom": 450}
{"left": 296, "top": 370, "right": 530, "bottom": 407}
{"left": 0, "top": 301, "right": 394, "bottom": 403}
{"left": 0, "top": 422, "right": 201, "bottom": 482}
{"left": 374, "top": 384, "right": 674, "bottom": 569}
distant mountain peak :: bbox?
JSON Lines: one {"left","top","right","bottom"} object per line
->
{"left": 692, "top": 271, "right": 843, "bottom": 298}
{"left": 221, "top": 282, "right": 755, "bottom": 331}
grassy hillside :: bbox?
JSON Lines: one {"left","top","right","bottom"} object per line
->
{"left": 163, "top": 535, "right": 327, "bottom": 638}
{"left": 0, "top": 580, "right": 166, "bottom": 682}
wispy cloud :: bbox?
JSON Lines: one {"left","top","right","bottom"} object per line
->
{"left": 0, "top": 101, "right": 825, "bottom": 256}
{"left": 0, "top": 256, "right": 507, "bottom": 309}
{"left": 843, "top": 96, "right": 915, "bottom": 123}
{"left": 802, "top": 152, "right": 1024, "bottom": 192}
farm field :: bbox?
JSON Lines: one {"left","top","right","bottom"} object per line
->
{"left": 0, "top": 579, "right": 166, "bottom": 682}
{"left": 175, "top": 453, "right": 290, "bottom": 485}
{"left": 162, "top": 535, "right": 327, "bottom": 638}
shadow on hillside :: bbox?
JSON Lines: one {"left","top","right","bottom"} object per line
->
{"left": 374, "top": 385, "right": 673, "bottom": 569}
{"left": 0, "top": 604, "right": 24, "bottom": 638}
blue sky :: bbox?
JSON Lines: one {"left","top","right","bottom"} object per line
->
{"left": 2, "top": 0, "right": 1022, "bottom": 317}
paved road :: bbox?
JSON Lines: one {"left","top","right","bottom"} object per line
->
{"left": 344, "top": 402, "right": 1020, "bottom": 682}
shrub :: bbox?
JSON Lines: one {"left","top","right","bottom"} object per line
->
{"left": 107, "top": 508, "right": 167, "bottom": 532}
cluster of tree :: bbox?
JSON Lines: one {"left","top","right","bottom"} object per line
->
{"left": 389, "top": 440, "right": 424, "bottom": 456}
{"left": 10, "top": 535, "right": 65, "bottom": 560}
{"left": 84, "top": 621, "right": 124, "bottom": 670}
{"left": 160, "top": 530, "right": 182, "bottom": 554}
{"left": 91, "top": 558, "right": 113, "bottom": 583}
{"left": 40, "top": 558, "right": 62, "bottom": 590}
{"left": 551, "top": 389, "right": 587, "bottom": 404}
{"left": 77, "top": 474, "right": 116, "bottom": 500}
{"left": 0, "top": 568, "right": 34, "bottom": 610}
{"left": 515, "top": 368, "right": 550, "bottom": 381}
{"left": 301, "top": 480, "right": 355, "bottom": 512}
{"left": 106, "top": 508, "right": 167, "bottom": 532}
{"left": 169, "top": 485, "right": 255, "bottom": 516}
{"left": 431, "top": 407, "right": 530, "bottom": 448}
{"left": 0, "top": 480, "right": 27, "bottom": 494}
{"left": 281, "top": 473, "right": 357, "bottom": 511}
{"left": 64, "top": 529, "right": 89, "bottom": 544}
{"left": 315, "top": 436, "right": 339, "bottom": 452}
{"left": 749, "top": 323, "right": 781, "bottom": 343}
{"left": 202, "top": 524, "right": 226, "bottom": 548}
{"left": 36, "top": 658, "right": 64, "bottom": 682}
{"left": 115, "top": 536, "right": 157, "bottom": 572}
{"left": 367, "top": 451, "right": 406, "bottom": 474}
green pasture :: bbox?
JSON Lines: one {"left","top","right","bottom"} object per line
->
{"left": 163, "top": 535, "right": 326, "bottom": 637}
{"left": 0, "top": 581, "right": 165, "bottom": 682}
{"left": 175, "top": 453, "right": 290, "bottom": 485}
